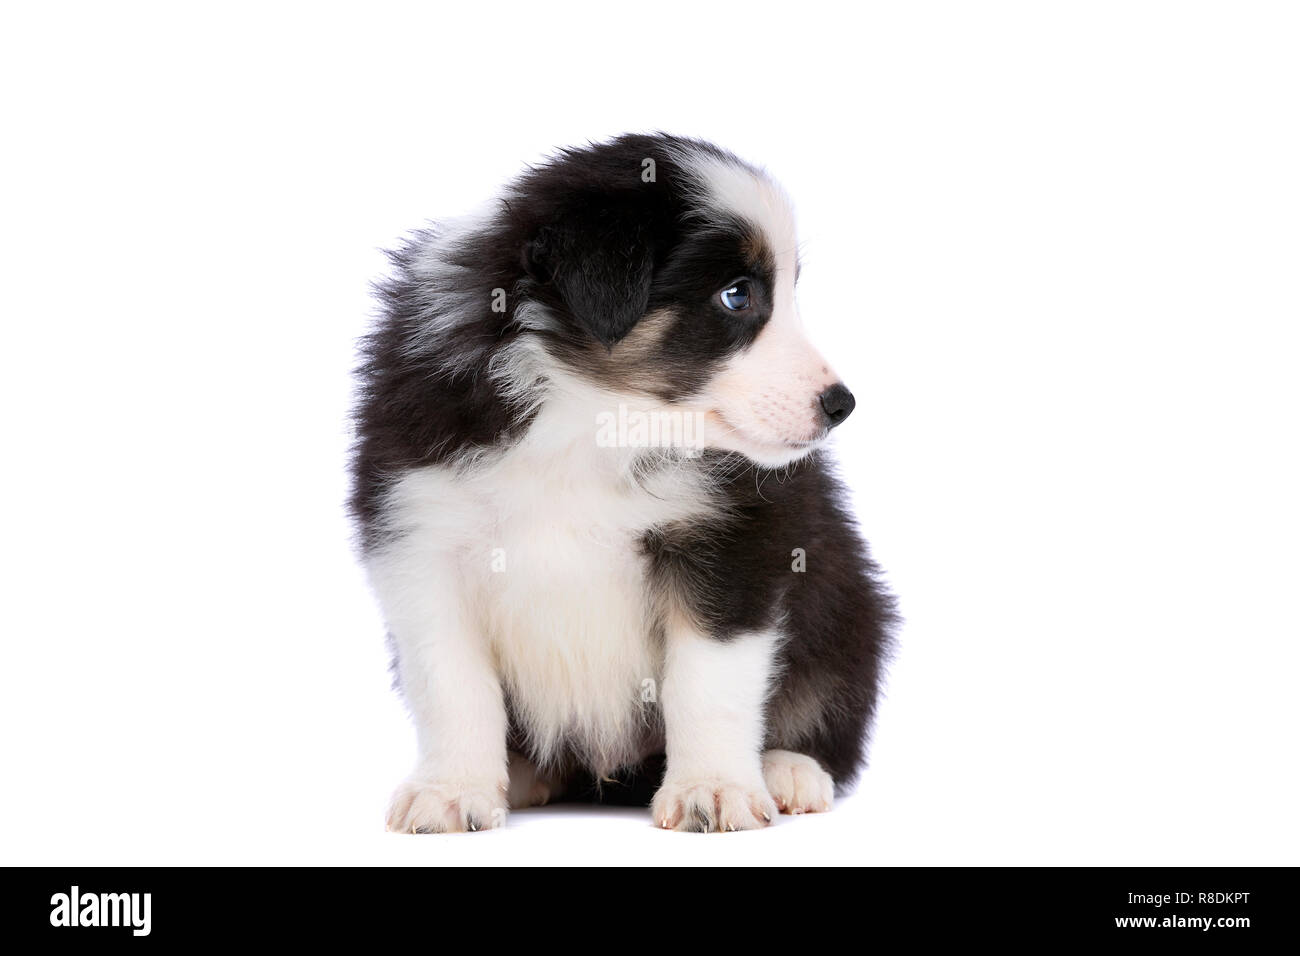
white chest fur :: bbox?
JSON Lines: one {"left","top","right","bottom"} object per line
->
{"left": 373, "top": 389, "right": 716, "bottom": 774}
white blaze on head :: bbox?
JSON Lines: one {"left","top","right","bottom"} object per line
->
{"left": 678, "top": 150, "right": 845, "bottom": 468}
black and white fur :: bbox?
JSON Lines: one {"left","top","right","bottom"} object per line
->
{"left": 350, "top": 134, "right": 895, "bottom": 832}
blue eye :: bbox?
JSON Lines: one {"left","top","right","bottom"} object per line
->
{"left": 719, "top": 280, "right": 752, "bottom": 311}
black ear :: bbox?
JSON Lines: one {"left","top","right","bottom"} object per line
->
{"left": 525, "top": 203, "right": 655, "bottom": 347}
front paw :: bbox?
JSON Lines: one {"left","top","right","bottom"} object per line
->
{"left": 506, "top": 751, "right": 557, "bottom": 809}
{"left": 386, "top": 777, "right": 508, "bottom": 834}
{"left": 651, "top": 777, "right": 777, "bottom": 832}
{"left": 762, "top": 750, "right": 834, "bottom": 814}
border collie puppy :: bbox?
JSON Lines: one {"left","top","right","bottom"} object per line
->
{"left": 351, "top": 134, "right": 895, "bottom": 833}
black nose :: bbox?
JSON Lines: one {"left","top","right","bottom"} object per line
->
{"left": 818, "top": 383, "right": 856, "bottom": 428}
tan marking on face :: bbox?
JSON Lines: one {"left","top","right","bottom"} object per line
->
{"left": 586, "top": 308, "right": 678, "bottom": 395}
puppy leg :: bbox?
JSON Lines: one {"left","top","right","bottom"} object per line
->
{"left": 370, "top": 547, "right": 508, "bottom": 834}
{"left": 651, "top": 625, "right": 779, "bottom": 832}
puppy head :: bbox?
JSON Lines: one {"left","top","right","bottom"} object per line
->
{"left": 519, "top": 135, "right": 853, "bottom": 468}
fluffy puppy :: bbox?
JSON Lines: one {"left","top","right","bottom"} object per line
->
{"left": 351, "top": 133, "right": 895, "bottom": 832}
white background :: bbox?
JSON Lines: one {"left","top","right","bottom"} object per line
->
{"left": 2, "top": 1, "right": 1297, "bottom": 866}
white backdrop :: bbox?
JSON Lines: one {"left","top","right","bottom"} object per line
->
{"left": 1, "top": 1, "right": 1297, "bottom": 866}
